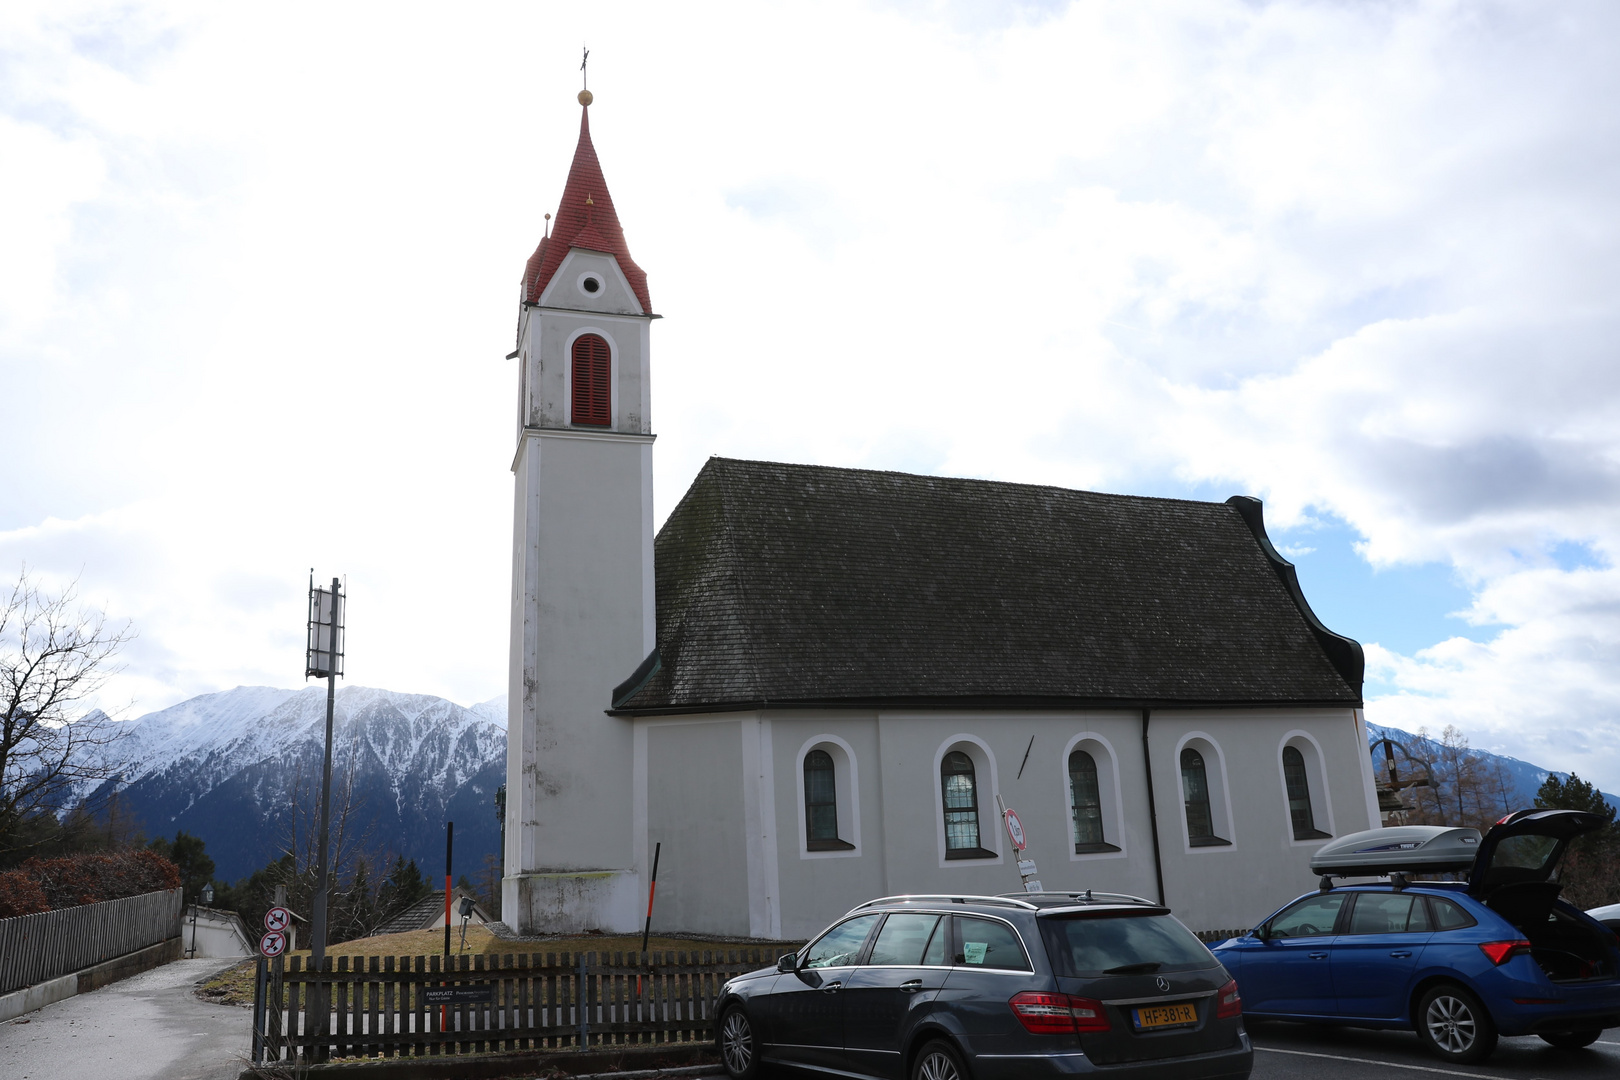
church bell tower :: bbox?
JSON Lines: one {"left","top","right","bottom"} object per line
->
{"left": 503, "top": 88, "right": 655, "bottom": 933}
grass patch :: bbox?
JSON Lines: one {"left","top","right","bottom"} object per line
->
{"left": 196, "top": 959, "right": 259, "bottom": 1006}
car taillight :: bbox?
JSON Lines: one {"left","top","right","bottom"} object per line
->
{"left": 1479, "top": 939, "right": 1533, "bottom": 966}
{"left": 1215, "top": 978, "right": 1242, "bottom": 1019}
{"left": 1009, "top": 991, "right": 1110, "bottom": 1034}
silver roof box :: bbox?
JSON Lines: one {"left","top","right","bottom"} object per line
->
{"left": 1310, "top": 825, "right": 1482, "bottom": 877}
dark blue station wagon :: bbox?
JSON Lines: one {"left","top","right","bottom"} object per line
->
{"left": 713, "top": 893, "right": 1252, "bottom": 1080}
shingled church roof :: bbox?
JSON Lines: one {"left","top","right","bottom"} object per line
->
{"left": 611, "top": 458, "right": 1363, "bottom": 714}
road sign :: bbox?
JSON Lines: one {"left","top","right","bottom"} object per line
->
{"left": 260, "top": 930, "right": 286, "bottom": 958}
{"left": 1003, "top": 808, "right": 1027, "bottom": 851}
{"left": 1023, "top": 880, "right": 1045, "bottom": 894}
{"left": 265, "top": 906, "right": 291, "bottom": 932}
{"left": 1017, "top": 859, "right": 1038, "bottom": 876}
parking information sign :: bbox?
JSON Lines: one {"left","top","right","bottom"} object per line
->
{"left": 265, "top": 907, "right": 291, "bottom": 933}
{"left": 1003, "top": 808, "right": 1027, "bottom": 851}
{"left": 260, "top": 931, "right": 286, "bottom": 958}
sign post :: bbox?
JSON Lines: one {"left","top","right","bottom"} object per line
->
{"left": 304, "top": 573, "right": 345, "bottom": 1060}
{"left": 997, "top": 795, "right": 1043, "bottom": 894}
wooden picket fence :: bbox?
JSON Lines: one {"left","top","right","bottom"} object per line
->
{"left": 252, "top": 948, "right": 775, "bottom": 1063}
{"left": 0, "top": 887, "right": 183, "bottom": 995}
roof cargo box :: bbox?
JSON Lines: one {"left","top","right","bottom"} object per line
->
{"left": 1310, "top": 825, "right": 1482, "bottom": 877}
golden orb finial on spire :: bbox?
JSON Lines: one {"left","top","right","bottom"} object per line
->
{"left": 578, "top": 89, "right": 593, "bottom": 106}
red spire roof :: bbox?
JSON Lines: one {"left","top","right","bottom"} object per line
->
{"left": 521, "top": 105, "right": 651, "bottom": 313}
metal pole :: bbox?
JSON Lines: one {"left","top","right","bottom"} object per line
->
{"left": 309, "top": 578, "right": 339, "bottom": 1054}
{"left": 444, "top": 822, "right": 454, "bottom": 956}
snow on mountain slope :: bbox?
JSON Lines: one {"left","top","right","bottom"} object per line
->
{"left": 86, "top": 685, "right": 507, "bottom": 881}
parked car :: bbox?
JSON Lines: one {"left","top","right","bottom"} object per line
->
{"left": 713, "top": 891, "right": 1252, "bottom": 1080}
{"left": 1212, "top": 808, "right": 1620, "bottom": 1064}
{"left": 1589, "top": 903, "right": 1620, "bottom": 934}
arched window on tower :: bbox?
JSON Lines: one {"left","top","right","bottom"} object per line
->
{"left": 1283, "top": 745, "right": 1331, "bottom": 841}
{"left": 941, "top": 751, "right": 985, "bottom": 858}
{"left": 804, "top": 749, "right": 838, "bottom": 844}
{"left": 571, "top": 333, "right": 611, "bottom": 426}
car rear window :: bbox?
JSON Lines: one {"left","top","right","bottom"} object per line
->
{"left": 1348, "top": 892, "right": 1431, "bottom": 934}
{"left": 1428, "top": 897, "right": 1476, "bottom": 931}
{"left": 1039, "top": 913, "right": 1217, "bottom": 978}
{"left": 953, "top": 916, "right": 1031, "bottom": 970}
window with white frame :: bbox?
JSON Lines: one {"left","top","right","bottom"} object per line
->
{"left": 1068, "top": 748, "right": 1121, "bottom": 854}
{"left": 797, "top": 738, "right": 858, "bottom": 855}
{"left": 1179, "top": 736, "right": 1234, "bottom": 849}
{"left": 1280, "top": 735, "right": 1333, "bottom": 842}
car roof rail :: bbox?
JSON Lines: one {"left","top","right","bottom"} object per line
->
{"left": 1006, "top": 890, "right": 1157, "bottom": 906}
{"left": 846, "top": 894, "right": 1040, "bottom": 915}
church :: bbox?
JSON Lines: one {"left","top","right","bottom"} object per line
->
{"left": 501, "top": 92, "right": 1382, "bottom": 940}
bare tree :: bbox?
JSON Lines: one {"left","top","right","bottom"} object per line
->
{"left": 0, "top": 570, "right": 134, "bottom": 857}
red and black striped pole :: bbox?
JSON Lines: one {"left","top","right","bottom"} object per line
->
{"left": 640, "top": 842, "right": 661, "bottom": 953}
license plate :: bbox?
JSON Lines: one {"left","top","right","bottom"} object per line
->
{"left": 1133, "top": 1002, "right": 1198, "bottom": 1031}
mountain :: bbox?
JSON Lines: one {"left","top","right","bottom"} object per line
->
{"left": 83, "top": 686, "right": 507, "bottom": 882}
{"left": 1366, "top": 721, "right": 1620, "bottom": 816}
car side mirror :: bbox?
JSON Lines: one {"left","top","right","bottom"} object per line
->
{"left": 777, "top": 952, "right": 797, "bottom": 973}
{"left": 1254, "top": 924, "right": 1270, "bottom": 942}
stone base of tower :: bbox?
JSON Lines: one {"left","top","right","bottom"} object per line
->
{"left": 502, "top": 870, "right": 643, "bottom": 935}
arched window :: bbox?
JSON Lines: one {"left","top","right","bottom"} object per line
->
{"left": 941, "top": 751, "right": 983, "bottom": 857}
{"left": 570, "top": 333, "right": 610, "bottom": 426}
{"left": 1069, "top": 750, "right": 1107, "bottom": 851}
{"left": 1283, "top": 745, "right": 1330, "bottom": 840}
{"left": 804, "top": 749, "right": 838, "bottom": 844}
{"left": 1181, "top": 747, "right": 1226, "bottom": 846}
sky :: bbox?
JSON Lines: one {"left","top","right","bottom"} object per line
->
{"left": 4, "top": 1, "right": 1620, "bottom": 790}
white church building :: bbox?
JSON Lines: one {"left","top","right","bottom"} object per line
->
{"left": 502, "top": 93, "right": 1382, "bottom": 940}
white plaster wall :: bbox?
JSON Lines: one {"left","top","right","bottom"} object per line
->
{"left": 643, "top": 719, "right": 752, "bottom": 935}
{"left": 1150, "top": 707, "right": 1376, "bottom": 930}
{"left": 505, "top": 253, "right": 658, "bottom": 933}
{"left": 648, "top": 706, "right": 1376, "bottom": 940}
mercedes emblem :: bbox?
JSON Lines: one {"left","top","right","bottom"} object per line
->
{"left": 1155, "top": 977, "right": 1170, "bottom": 992}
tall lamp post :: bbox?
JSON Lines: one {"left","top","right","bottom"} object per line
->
{"left": 304, "top": 573, "right": 345, "bottom": 1056}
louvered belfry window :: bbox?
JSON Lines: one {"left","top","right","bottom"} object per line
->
{"left": 571, "top": 333, "right": 611, "bottom": 426}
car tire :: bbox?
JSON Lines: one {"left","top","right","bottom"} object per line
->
{"left": 1415, "top": 984, "right": 1497, "bottom": 1064}
{"left": 912, "top": 1038, "right": 970, "bottom": 1080}
{"left": 718, "top": 1005, "right": 760, "bottom": 1080}
{"left": 1540, "top": 1030, "right": 1602, "bottom": 1049}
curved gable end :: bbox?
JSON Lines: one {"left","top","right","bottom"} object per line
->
{"left": 615, "top": 459, "right": 1362, "bottom": 713}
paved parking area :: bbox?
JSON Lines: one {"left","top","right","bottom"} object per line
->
{"left": 1250, "top": 1021, "right": 1620, "bottom": 1078}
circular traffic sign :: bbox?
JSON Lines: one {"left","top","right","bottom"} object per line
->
{"left": 1003, "top": 808, "right": 1027, "bottom": 851}
{"left": 265, "top": 906, "right": 291, "bottom": 932}
{"left": 260, "top": 930, "right": 287, "bottom": 958}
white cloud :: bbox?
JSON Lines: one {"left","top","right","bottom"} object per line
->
{"left": 5, "top": 1, "right": 1620, "bottom": 787}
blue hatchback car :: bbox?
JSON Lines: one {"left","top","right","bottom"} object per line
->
{"left": 1212, "top": 809, "right": 1620, "bottom": 1064}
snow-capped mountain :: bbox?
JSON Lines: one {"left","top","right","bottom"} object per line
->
{"left": 84, "top": 686, "right": 508, "bottom": 881}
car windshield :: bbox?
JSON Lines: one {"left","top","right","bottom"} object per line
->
{"left": 1039, "top": 912, "right": 1217, "bottom": 978}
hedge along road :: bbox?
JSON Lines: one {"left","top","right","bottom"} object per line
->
{"left": 0, "top": 958, "right": 248, "bottom": 1080}
{"left": 1249, "top": 1020, "right": 1620, "bottom": 1079}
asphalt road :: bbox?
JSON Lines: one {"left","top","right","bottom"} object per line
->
{"left": 0, "top": 958, "right": 250, "bottom": 1080}
{"left": 1249, "top": 1020, "right": 1620, "bottom": 1079}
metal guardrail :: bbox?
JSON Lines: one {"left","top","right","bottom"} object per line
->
{"left": 0, "top": 887, "right": 183, "bottom": 995}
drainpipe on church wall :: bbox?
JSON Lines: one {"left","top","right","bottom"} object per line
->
{"left": 1140, "top": 709, "right": 1167, "bottom": 907}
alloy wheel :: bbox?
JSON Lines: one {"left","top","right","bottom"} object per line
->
{"left": 1424, "top": 993, "right": 1477, "bottom": 1055}
{"left": 917, "top": 1048, "right": 962, "bottom": 1080}
{"left": 720, "top": 1010, "right": 753, "bottom": 1077}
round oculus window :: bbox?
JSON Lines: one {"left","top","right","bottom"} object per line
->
{"left": 579, "top": 273, "right": 603, "bottom": 295}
